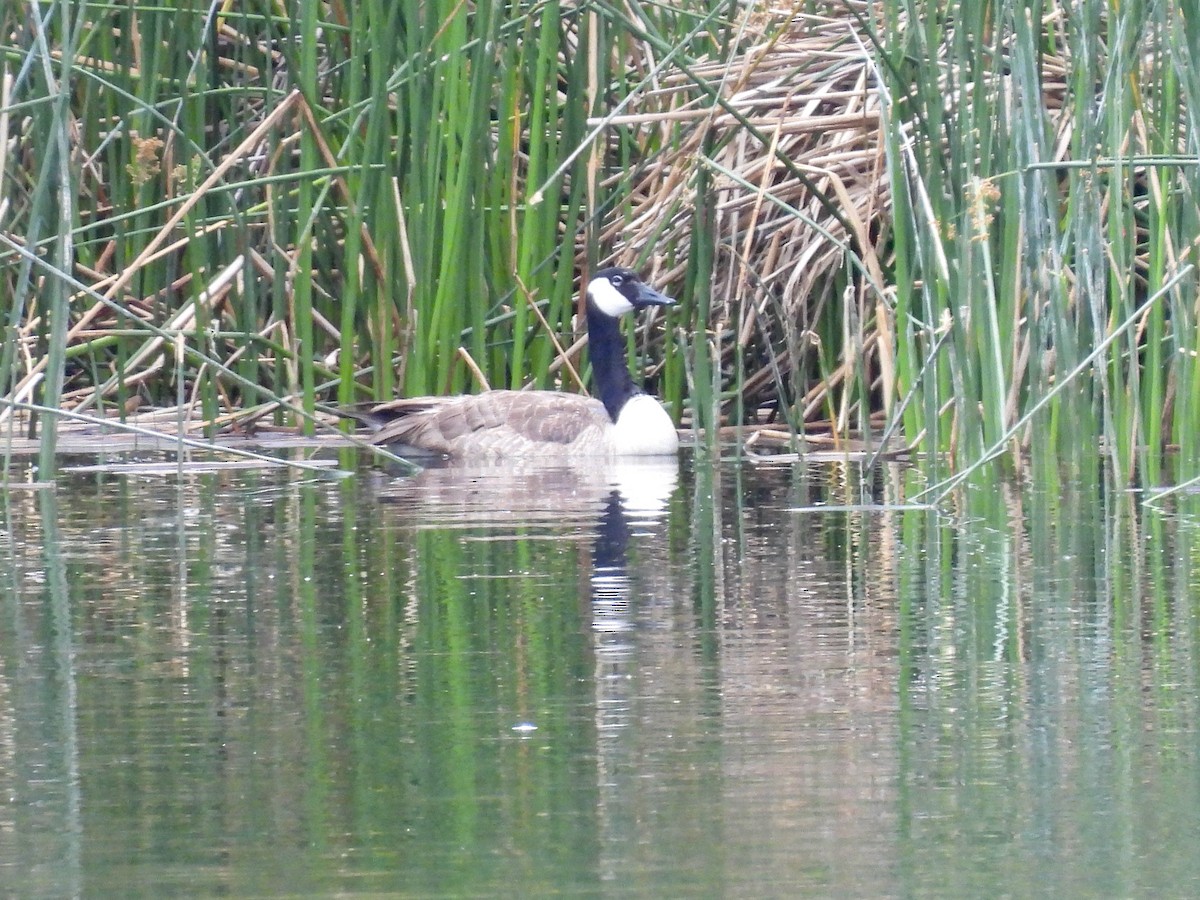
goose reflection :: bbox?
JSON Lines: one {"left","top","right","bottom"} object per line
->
{"left": 373, "top": 457, "right": 676, "bottom": 534}
{"left": 370, "top": 457, "right": 677, "bottom": 882}
{"left": 590, "top": 460, "right": 675, "bottom": 626}
{"left": 590, "top": 489, "right": 634, "bottom": 635}
{"left": 370, "top": 458, "right": 677, "bottom": 639}
{"left": 373, "top": 458, "right": 675, "bottom": 643}
{"left": 372, "top": 461, "right": 676, "bottom": 669}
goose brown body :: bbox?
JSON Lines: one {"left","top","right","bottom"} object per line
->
{"left": 368, "top": 391, "right": 616, "bottom": 458}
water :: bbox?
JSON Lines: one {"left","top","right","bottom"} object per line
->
{"left": 2, "top": 452, "right": 1200, "bottom": 897}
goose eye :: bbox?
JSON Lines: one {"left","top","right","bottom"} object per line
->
{"left": 610, "top": 274, "right": 624, "bottom": 286}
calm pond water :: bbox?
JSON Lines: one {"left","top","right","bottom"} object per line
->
{"left": 2, "top": 449, "right": 1200, "bottom": 897}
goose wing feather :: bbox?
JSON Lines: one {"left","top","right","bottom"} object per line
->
{"left": 368, "top": 390, "right": 611, "bottom": 457}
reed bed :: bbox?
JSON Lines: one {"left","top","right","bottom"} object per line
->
{"left": 2, "top": 1, "right": 1199, "bottom": 490}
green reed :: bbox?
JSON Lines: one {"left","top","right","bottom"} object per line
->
{"left": 8, "top": 1, "right": 1200, "bottom": 488}
{"left": 861, "top": 1, "right": 1200, "bottom": 487}
{"left": 1, "top": 1, "right": 714, "bottom": 473}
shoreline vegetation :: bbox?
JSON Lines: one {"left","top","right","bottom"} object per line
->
{"left": 3, "top": 2, "right": 1200, "bottom": 495}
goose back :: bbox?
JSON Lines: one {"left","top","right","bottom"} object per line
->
{"left": 368, "top": 390, "right": 621, "bottom": 459}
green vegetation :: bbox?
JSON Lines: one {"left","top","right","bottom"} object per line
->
{"left": 2, "top": 2, "right": 1199, "bottom": 490}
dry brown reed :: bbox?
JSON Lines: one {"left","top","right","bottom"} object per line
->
{"left": 593, "top": 6, "right": 893, "bottom": 430}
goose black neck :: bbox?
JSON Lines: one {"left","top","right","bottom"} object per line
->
{"left": 587, "top": 303, "right": 641, "bottom": 423}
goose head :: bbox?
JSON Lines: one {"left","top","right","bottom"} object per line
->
{"left": 586, "top": 267, "right": 675, "bottom": 318}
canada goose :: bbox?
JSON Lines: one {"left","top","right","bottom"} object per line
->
{"left": 361, "top": 268, "right": 679, "bottom": 459}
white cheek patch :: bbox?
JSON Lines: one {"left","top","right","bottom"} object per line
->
{"left": 588, "top": 278, "right": 634, "bottom": 316}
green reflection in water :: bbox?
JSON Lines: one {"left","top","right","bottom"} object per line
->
{"left": 0, "top": 458, "right": 1198, "bottom": 896}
